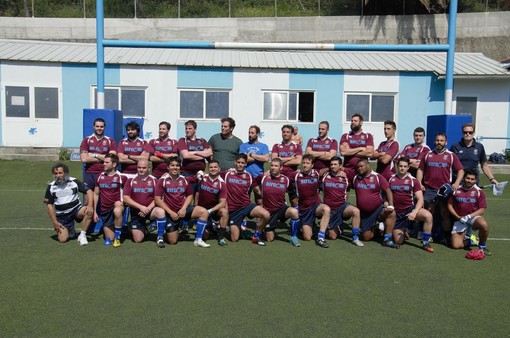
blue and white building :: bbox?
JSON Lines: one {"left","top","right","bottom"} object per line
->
{"left": 1, "top": 39, "right": 509, "bottom": 153}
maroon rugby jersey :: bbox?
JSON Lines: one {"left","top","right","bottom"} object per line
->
{"left": 419, "top": 150, "right": 463, "bottom": 190}
{"left": 340, "top": 131, "right": 374, "bottom": 169}
{"left": 223, "top": 170, "right": 257, "bottom": 212}
{"left": 271, "top": 142, "right": 303, "bottom": 177}
{"left": 123, "top": 175, "right": 158, "bottom": 213}
{"left": 148, "top": 137, "right": 178, "bottom": 178}
{"left": 293, "top": 169, "right": 321, "bottom": 211}
{"left": 395, "top": 143, "right": 430, "bottom": 176}
{"left": 375, "top": 139, "right": 400, "bottom": 180}
{"left": 196, "top": 175, "right": 227, "bottom": 210}
{"left": 388, "top": 173, "right": 422, "bottom": 213}
{"left": 177, "top": 137, "right": 211, "bottom": 174}
{"left": 80, "top": 135, "right": 116, "bottom": 173}
{"left": 117, "top": 138, "right": 150, "bottom": 174}
{"left": 95, "top": 171, "right": 127, "bottom": 212}
{"left": 256, "top": 174, "right": 290, "bottom": 213}
{"left": 448, "top": 184, "right": 487, "bottom": 216}
{"left": 321, "top": 172, "right": 349, "bottom": 210}
{"left": 155, "top": 175, "right": 192, "bottom": 212}
{"left": 306, "top": 137, "right": 338, "bottom": 170}
{"left": 353, "top": 171, "right": 389, "bottom": 215}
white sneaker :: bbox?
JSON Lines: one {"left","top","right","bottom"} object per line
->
{"left": 77, "top": 234, "right": 88, "bottom": 246}
{"left": 352, "top": 239, "right": 364, "bottom": 247}
{"left": 193, "top": 239, "right": 210, "bottom": 248}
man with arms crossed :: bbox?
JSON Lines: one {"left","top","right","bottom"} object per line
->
{"left": 122, "top": 159, "right": 166, "bottom": 246}
{"left": 178, "top": 120, "right": 213, "bottom": 177}
{"left": 352, "top": 157, "right": 397, "bottom": 248}
{"left": 293, "top": 154, "right": 330, "bottom": 248}
{"left": 117, "top": 121, "right": 150, "bottom": 175}
{"left": 395, "top": 127, "right": 430, "bottom": 177}
{"left": 389, "top": 157, "right": 434, "bottom": 252}
{"left": 447, "top": 169, "right": 491, "bottom": 255}
{"left": 340, "top": 113, "right": 374, "bottom": 180}
{"left": 240, "top": 125, "right": 270, "bottom": 179}
{"left": 272, "top": 124, "right": 303, "bottom": 179}
{"left": 256, "top": 158, "right": 301, "bottom": 247}
{"left": 44, "top": 162, "right": 93, "bottom": 245}
{"left": 321, "top": 157, "right": 363, "bottom": 247}
{"left": 224, "top": 154, "right": 270, "bottom": 246}
{"left": 208, "top": 117, "right": 243, "bottom": 170}
{"left": 305, "top": 121, "right": 338, "bottom": 176}
{"left": 371, "top": 120, "right": 400, "bottom": 181}
{"left": 194, "top": 159, "right": 229, "bottom": 247}
{"left": 149, "top": 121, "right": 179, "bottom": 179}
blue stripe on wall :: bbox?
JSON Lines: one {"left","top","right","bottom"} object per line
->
{"left": 289, "top": 70, "right": 344, "bottom": 144}
{"left": 398, "top": 72, "right": 444, "bottom": 146}
{"left": 177, "top": 67, "right": 233, "bottom": 89}
{"left": 62, "top": 64, "right": 120, "bottom": 147}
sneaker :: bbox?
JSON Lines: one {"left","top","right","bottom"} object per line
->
{"left": 77, "top": 234, "right": 88, "bottom": 246}
{"left": 289, "top": 236, "right": 301, "bottom": 247}
{"left": 156, "top": 237, "right": 165, "bottom": 248}
{"left": 469, "top": 234, "right": 479, "bottom": 246}
{"left": 113, "top": 239, "right": 121, "bottom": 248}
{"left": 480, "top": 246, "right": 492, "bottom": 256}
{"left": 241, "top": 229, "right": 253, "bottom": 240}
{"left": 193, "top": 239, "right": 211, "bottom": 248}
{"left": 104, "top": 238, "right": 112, "bottom": 246}
{"left": 352, "top": 238, "right": 364, "bottom": 247}
{"left": 218, "top": 238, "right": 228, "bottom": 247}
{"left": 148, "top": 222, "right": 157, "bottom": 233}
{"left": 382, "top": 239, "right": 399, "bottom": 249}
{"left": 251, "top": 236, "right": 266, "bottom": 246}
{"left": 316, "top": 238, "right": 329, "bottom": 248}
{"left": 422, "top": 242, "right": 434, "bottom": 253}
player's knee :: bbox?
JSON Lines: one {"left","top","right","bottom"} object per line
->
{"left": 328, "top": 231, "right": 337, "bottom": 240}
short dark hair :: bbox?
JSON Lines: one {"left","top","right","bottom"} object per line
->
{"left": 396, "top": 157, "right": 410, "bottom": 165}
{"left": 281, "top": 124, "right": 294, "bottom": 133}
{"left": 435, "top": 132, "right": 447, "bottom": 141}
{"left": 271, "top": 157, "right": 283, "bottom": 167}
{"left": 464, "top": 169, "right": 477, "bottom": 178}
{"left": 52, "top": 162, "right": 69, "bottom": 174}
{"left": 356, "top": 157, "right": 369, "bottom": 165}
{"left": 319, "top": 121, "right": 329, "bottom": 129}
{"left": 221, "top": 117, "right": 236, "bottom": 129}
{"left": 93, "top": 118, "right": 106, "bottom": 127}
{"left": 351, "top": 113, "right": 364, "bottom": 122}
{"left": 104, "top": 153, "right": 119, "bottom": 164}
{"left": 208, "top": 159, "right": 221, "bottom": 168}
{"left": 302, "top": 154, "right": 315, "bottom": 163}
{"left": 384, "top": 120, "right": 396, "bottom": 129}
{"left": 185, "top": 120, "right": 197, "bottom": 129}
{"left": 414, "top": 127, "right": 425, "bottom": 135}
{"left": 126, "top": 121, "right": 140, "bottom": 133}
{"left": 166, "top": 157, "right": 181, "bottom": 166}
{"left": 159, "top": 121, "right": 171, "bottom": 130}
{"left": 330, "top": 156, "right": 343, "bottom": 165}
{"left": 249, "top": 125, "right": 261, "bottom": 134}
{"left": 462, "top": 122, "right": 475, "bottom": 133}
{"left": 235, "top": 153, "right": 248, "bottom": 162}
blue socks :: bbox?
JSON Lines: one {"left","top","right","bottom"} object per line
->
{"left": 195, "top": 219, "right": 208, "bottom": 240}
{"left": 352, "top": 227, "right": 360, "bottom": 241}
{"left": 318, "top": 231, "right": 325, "bottom": 240}
{"left": 254, "top": 230, "right": 262, "bottom": 239}
{"left": 157, "top": 217, "right": 166, "bottom": 238}
{"left": 384, "top": 233, "right": 392, "bottom": 242}
{"left": 114, "top": 227, "right": 122, "bottom": 239}
{"left": 290, "top": 218, "right": 300, "bottom": 237}
{"left": 422, "top": 232, "right": 431, "bottom": 244}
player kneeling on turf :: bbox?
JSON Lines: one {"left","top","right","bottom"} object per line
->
{"left": 45, "top": 162, "right": 94, "bottom": 245}
{"left": 447, "top": 170, "right": 492, "bottom": 256}
{"left": 389, "top": 157, "right": 434, "bottom": 252}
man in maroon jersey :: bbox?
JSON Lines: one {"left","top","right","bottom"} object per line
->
{"left": 371, "top": 120, "right": 400, "bottom": 181}
{"left": 305, "top": 121, "right": 338, "bottom": 176}
{"left": 447, "top": 170, "right": 491, "bottom": 255}
{"left": 395, "top": 127, "right": 430, "bottom": 177}
{"left": 123, "top": 159, "right": 166, "bottom": 245}
{"left": 178, "top": 120, "right": 213, "bottom": 177}
{"left": 149, "top": 121, "right": 178, "bottom": 179}
{"left": 256, "top": 158, "right": 301, "bottom": 246}
{"left": 154, "top": 158, "right": 210, "bottom": 248}
{"left": 194, "top": 159, "right": 229, "bottom": 247}
{"left": 80, "top": 117, "right": 117, "bottom": 191}
{"left": 93, "top": 154, "right": 126, "bottom": 248}
{"left": 117, "top": 121, "right": 150, "bottom": 175}
{"left": 340, "top": 113, "right": 374, "bottom": 181}
{"left": 293, "top": 154, "right": 330, "bottom": 248}
{"left": 224, "top": 153, "right": 270, "bottom": 246}
{"left": 389, "top": 157, "right": 434, "bottom": 252}
{"left": 271, "top": 124, "right": 303, "bottom": 179}
{"left": 321, "top": 157, "right": 363, "bottom": 247}
{"left": 417, "top": 132, "right": 464, "bottom": 239}
{"left": 352, "top": 157, "right": 397, "bottom": 247}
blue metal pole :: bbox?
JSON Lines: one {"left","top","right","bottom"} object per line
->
{"left": 96, "top": 0, "right": 105, "bottom": 109}
{"left": 444, "top": 0, "right": 458, "bottom": 115}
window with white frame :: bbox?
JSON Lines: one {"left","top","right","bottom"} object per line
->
{"left": 456, "top": 96, "right": 477, "bottom": 124}
{"left": 263, "top": 91, "right": 314, "bottom": 122}
{"left": 93, "top": 87, "right": 146, "bottom": 117}
{"left": 5, "top": 86, "right": 59, "bottom": 119}
{"left": 345, "top": 93, "right": 395, "bottom": 122}
{"left": 179, "top": 89, "right": 230, "bottom": 119}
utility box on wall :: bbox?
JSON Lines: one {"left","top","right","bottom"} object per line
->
{"left": 426, "top": 115, "right": 472, "bottom": 149}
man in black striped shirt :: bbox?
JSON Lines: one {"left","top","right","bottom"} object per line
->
{"left": 44, "top": 162, "right": 93, "bottom": 245}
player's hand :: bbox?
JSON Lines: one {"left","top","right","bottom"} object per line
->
{"left": 171, "top": 211, "right": 180, "bottom": 221}
{"left": 452, "top": 183, "right": 460, "bottom": 190}
{"left": 93, "top": 212, "right": 99, "bottom": 223}
{"left": 53, "top": 222, "right": 64, "bottom": 233}
{"left": 460, "top": 215, "right": 471, "bottom": 224}
{"left": 407, "top": 211, "right": 417, "bottom": 221}
{"left": 338, "top": 171, "right": 347, "bottom": 178}
{"left": 85, "top": 205, "right": 94, "bottom": 216}
{"left": 177, "top": 208, "right": 186, "bottom": 218}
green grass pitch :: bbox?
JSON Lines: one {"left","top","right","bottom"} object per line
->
{"left": 0, "top": 160, "right": 509, "bottom": 337}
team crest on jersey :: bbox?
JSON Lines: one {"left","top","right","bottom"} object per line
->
{"left": 147, "top": 181, "right": 152, "bottom": 186}
{"left": 198, "top": 140, "right": 203, "bottom": 145}
{"left": 280, "top": 177, "right": 284, "bottom": 182}
{"left": 405, "top": 179, "right": 409, "bottom": 184}
{"left": 361, "top": 135, "right": 366, "bottom": 139}
{"left": 213, "top": 181, "right": 218, "bottom": 187}
{"left": 136, "top": 142, "right": 141, "bottom": 146}
{"left": 242, "top": 174, "right": 247, "bottom": 179}
{"left": 179, "top": 181, "right": 183, "bottom": 186}
{"left": 443, "top": 155, "right": 448, "bottom": 160}
{"left": 325, "top": 140, "right": 330, "bottom": 144}
{"left": 474, "top": 149, "right": 478, "bottom": 155}
{"left": 369, "top": 176, "right": 374, "bottom": 182}
{"left": 133, "top": 180, "right": 138, "bottom": 185}
{"left": 102, "top": 140, "right": 107, "bottom": 145}
{"left": 113, "top": 177, "right": 118, "bottom": 182}
{"left": 290, "top": 145, "right": 295, "bottom": 151}
{"left": 470, "top": 191, "right": 476, "bottom": 196}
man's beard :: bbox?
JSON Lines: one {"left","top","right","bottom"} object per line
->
{"left": 351, "top": 124, "right": 361, "bottom": 133}
{"left": 55, "top": 176, "right": 68, "bottom": 185}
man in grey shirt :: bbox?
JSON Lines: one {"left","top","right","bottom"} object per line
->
{"left": 208, "top": 117, "right": 242, "bottom": 170}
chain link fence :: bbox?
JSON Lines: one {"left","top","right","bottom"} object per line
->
{"left": 1, "top": 0, "right": 508, "bottom": 18}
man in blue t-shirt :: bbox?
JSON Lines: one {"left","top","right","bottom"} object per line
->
{"left": 240, "top": 125, "right": 270, "bottom": 178}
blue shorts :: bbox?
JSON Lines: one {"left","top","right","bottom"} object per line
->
{"left": 360, "top": 204, "right": 384, "bottom": 233}
{"left": 130, "top": 214, "right": 150, "bottom": 231}
{"left": 395, "top": 206, "right": 415, "bottom": 230}
{"left": 229, "top": 204, "right": 257, "bottom": 226}
{"left": 424, "top": 187, "right": 438, "bottom": 204}
{"left": 266, "top": 205, "right": 290, "bottom": 231}
{"left": 328, "top": 202, "right": 351, "bottom": 230}
{"left": 56, "top": 207, "right": 81, "bottom": 238}
{"left": 100, "top": 208, "right": 116, "bottom": 228}
{"left": 83, "top": 172, "right": 99, "bottom": 191}
{"left": 299, "top": 203, "right": 321, "bottom": 227}
{"left": 165, "top": 205, "right": 196, "bottom": 232}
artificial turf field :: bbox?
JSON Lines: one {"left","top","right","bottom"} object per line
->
{"left": 0, "top": 160, "right": 509, "bottom": 337}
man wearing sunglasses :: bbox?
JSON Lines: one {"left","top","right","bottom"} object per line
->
{"left": 450, "top": 123, "right": 498, "bottom": 185}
